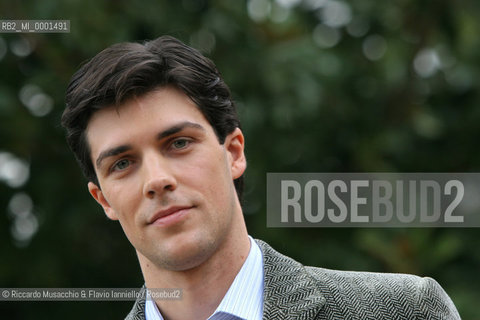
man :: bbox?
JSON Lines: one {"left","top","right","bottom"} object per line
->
{"left": 62, "top": 36, "right": 460, "bottom": 319}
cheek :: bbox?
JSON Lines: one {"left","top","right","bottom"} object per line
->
{"left": 187, "top": 150, "right": 230, "bottom": 186}
{"left": 198, "top": 155, "right": 233, "bottom": 203}
{"left": 103, "top": 180, "right": 140, "bottom": 216}
{"left": 104, "top": 181, "right": 145, "bottom": 243}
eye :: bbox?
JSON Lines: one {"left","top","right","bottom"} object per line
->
{"left": 171, "top": 138, "right": 190, "bottom": 150}
{"left": 112, "top": 159, "right": 131, "bottom": 171}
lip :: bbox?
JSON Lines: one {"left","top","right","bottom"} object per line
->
{"left": 148, "top": 206, "right": 193, "bottom": 226}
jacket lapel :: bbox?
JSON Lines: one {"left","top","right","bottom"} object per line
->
{"left": 125, "top": 286, "right": 146, "bottom": 320}
{"left": 256, "top": 239, "right": 326, "bottom": 320}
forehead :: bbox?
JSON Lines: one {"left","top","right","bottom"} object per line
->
{"left": 85, "top": 86, "right": 212, "bottom": 154}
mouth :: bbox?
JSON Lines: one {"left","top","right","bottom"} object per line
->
{"left": 148, "top": 206, "right": 194, "bottom": 226}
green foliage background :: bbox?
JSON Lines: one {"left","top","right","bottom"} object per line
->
{"left": 0, "top": 0, "right": 479, "bottom": 319}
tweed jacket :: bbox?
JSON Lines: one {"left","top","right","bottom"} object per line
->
{"left": 125, "top": 239, "right": 460, "bottom": 320}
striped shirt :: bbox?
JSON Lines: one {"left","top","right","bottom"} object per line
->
{"left": 145, "top": 236, "right": 264, "bottom": 320}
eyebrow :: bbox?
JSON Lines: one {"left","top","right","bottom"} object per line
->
{"left": 95, "top": 121, "right": 206, "bottom": 169}
{"left": 156, "top": 121, "right": 205, "bottom": 140}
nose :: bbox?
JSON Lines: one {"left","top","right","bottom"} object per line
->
{"left": 142, "top": 153, "right": 177, "bottom": 198}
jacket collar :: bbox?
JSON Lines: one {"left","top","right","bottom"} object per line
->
{"left": 256, "top": 239, "right": 326, "bottom": 320}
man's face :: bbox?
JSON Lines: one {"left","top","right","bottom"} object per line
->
{"left": 85, "top": 86, "right": 246, "bottom": 271}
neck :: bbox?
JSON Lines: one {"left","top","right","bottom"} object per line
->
{"left": 137, "top": 212, "right": 251, "bottom": 320}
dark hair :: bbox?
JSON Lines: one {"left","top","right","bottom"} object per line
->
{"left": 62, "top": 35, "right": 243, "bottom": 199}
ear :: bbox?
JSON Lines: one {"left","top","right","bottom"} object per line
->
{"left": 224, "top": 128, "right": 247, "bottom": 180}
{"left": 88, "top": 182, "right": 118, "bottom": 221}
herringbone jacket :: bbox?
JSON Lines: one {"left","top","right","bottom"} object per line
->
{"left": 125, "top": 239, "right": 460, "bottom": 319}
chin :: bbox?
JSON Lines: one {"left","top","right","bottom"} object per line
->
{"left": 148, "top": 236, "right": 219, "bottom": 271}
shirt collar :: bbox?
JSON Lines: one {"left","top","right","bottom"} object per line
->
{"left": 210, "top": 236, "right": 264, "bottom": 320}
{"left": 145, "top": 236, "right": 264, "bottom": 320}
